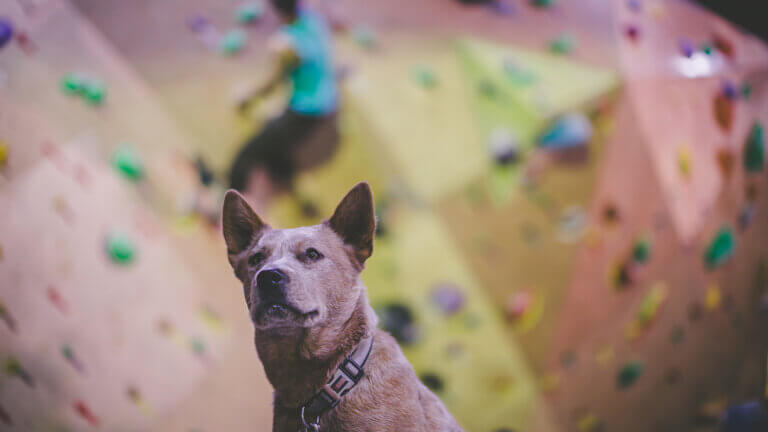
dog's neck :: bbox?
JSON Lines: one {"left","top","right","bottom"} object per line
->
{"left": 253, "top": 287, "right": 376, "bottom": 408}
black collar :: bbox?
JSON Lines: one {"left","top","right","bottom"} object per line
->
{"left": 300, "top": 333, "right": 374, "bottom": 430}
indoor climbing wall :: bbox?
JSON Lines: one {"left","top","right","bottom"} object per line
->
{"left": 2, "top": 0, "right": 768, "bottom": 431}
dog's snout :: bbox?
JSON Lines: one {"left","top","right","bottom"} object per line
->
{"left": 257, "top": 268, "right": 289, "bottom": 293}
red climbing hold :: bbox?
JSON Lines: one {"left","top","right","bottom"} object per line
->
{"left": 74, "top": 400, "right": 100, "bottom": 428}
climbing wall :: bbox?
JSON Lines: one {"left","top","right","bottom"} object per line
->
{"left": 0, "top": 0, "right": 273, "bottom": 430}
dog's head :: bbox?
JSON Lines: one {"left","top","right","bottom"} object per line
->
{"left": 222, "top": 182, "right": 376, "bottom": 330}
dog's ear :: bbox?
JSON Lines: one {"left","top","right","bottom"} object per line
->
{"left": 327, "top": 182, "right": 376, "bottom": 264}
{"left": 222, "top": 190, "right": 268, "bottom": 256}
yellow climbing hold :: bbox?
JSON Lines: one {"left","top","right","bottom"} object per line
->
{"left": 595, "top": 344, "right": 615, "bottom": 367}
{"left": 678, "top": 145, "right": 692, "bottom": 179}
{"left": 705, "top": 283, "right": 722, "bottom": 310}
{"left": 0, "top": 139, "right": 8, "bottom": 166}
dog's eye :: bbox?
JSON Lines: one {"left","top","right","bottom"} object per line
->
{"left": 305, "top": 248, "right": 323, "bottom": 261}
{"left": 249, "top": 252, "right": 265, "bottom": 266}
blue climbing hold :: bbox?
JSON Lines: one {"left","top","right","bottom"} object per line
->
{"left": 0, "top": 18, "right": 12, "bottom": 50}
{"left": 537, "top": 113, "right": 593, "bottom": 150}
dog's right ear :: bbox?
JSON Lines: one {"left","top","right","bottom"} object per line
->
{"left": 221, "top": 190, "right": 268, "bottom": 257}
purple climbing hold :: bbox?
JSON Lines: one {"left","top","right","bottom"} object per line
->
{"left": 187, "top": 14, "right": 210, "bottom": 33}
{"left": 0, "top": 17, "right": 13, "bottom": 50}
{"left": 626, "top": 0, "right": 642, "bottom": 12}
{"left": 431, "top": 282, "right": 466, "bottom": 315}
{"left": 679, "top": 38, "right": 695, "bottom": 58}
{"left": 722, "top": 81, "right": 739, "bottom": 101}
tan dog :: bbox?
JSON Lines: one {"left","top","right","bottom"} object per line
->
{"left": 222, "top": 182, "right": 463, "bottom": 431}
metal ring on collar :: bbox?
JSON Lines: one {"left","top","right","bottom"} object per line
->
{"left": 300, "top": 406, "right": 321, "bottom": 431}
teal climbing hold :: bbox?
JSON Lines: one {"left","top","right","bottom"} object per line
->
{"left": 235, "top": 2, "right": 263, "bottom": 24}
{"left": 106, "top": 232, "right": 136, "bottom": 265}
{"left": 632, "top": 238, "right": 651, "bottom": 264}
{"left": 703, "top": 226, "right": 735, "bottom": 270}
{"left": 549, "top": 33, "right": 574, "bottom": 55}
{"left": 111, "top": 144, "right": 144, "bottom": 181}
{"left": 351, "top": 25, "right": 377, "bottom": 50}
{"left": 537, "top": 113, "right": 593, "bottom": 150}
{"left": 531, "top": 0, "right": 556, "bottom": 7}
{"left": 411, "top": 65, "right": 437, "bottom": 89}
{"left": 617, "top": 361, "right": 644, "bottom": 389}
{"left": 219, "top": 29, "right": 247, "bottom": 55}
{"left": 744, "top": 122, "right": 764, "bottom": 173}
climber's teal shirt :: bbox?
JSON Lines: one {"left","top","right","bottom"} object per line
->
{"left": 281, "top": 9, "right": 337, "bottom": 116}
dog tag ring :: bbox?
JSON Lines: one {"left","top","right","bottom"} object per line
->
{"left": 301, "top": 406, "right": 320, "bottom": 432}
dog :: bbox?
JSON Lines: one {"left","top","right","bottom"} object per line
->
{"left": 222, "top": 182, "right": 463, "bottom": 431}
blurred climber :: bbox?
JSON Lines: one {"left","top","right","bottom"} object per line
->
{"left": 230, "top": 0, "right": 339, "bottom": 212}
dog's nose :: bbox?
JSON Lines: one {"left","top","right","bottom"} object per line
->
{"left": 256, "top": 268, "right": 288, "bottom": 294}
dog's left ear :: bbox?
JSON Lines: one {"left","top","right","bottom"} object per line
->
{"left": 327, "top": 182, "right": 376, "bottom": 264}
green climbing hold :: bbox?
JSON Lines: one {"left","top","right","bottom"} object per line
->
{"left": 742, "top": 83, "right": 752, "bottom": 99}
{"left": 219, "top": 29, "right": 247, "bottom": 55}
{"left": 351, "top": 25, "right": 377, "bottom": 50}
{"left": 703, "top": 226, "right": 735, "bottom": 270}
{"left": 81, "top": 80, "right": 106, "bottom": 106}
{"left": 111, "top": 144, "right": 144, "bottom": 181}
{"left": 632, "top": 238, "right": 651, "bottom": 263}
{"left": 617, "top": 361, "right": 644, "bottom": 389}
{"left": 106, "top": 232, "right": 136, "bottom": 265}
{"left": 235, "top": 2, "right": 263, "bottom": 24}
{"left": 61, "top": 73, "right": 85, "bottom": 95}
{"left": 549, "top": 33, "right": 574, "bottom": 55}
{"left": 744, "top": 122, "right": 764, "bottom": 173}
{"left": 700, "top": 43, "right": 714, "bottom": 55}
{"left": 411, "top": 65, "right": 437, "bottom": 89}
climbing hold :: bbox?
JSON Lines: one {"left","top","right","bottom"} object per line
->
{"left": 351, "top": 25, "right": 377, "bottom": 50}
{"left": 537, "top": 112, "right": 592, "bottom": 150}
{"left": 489, "top": 0, "right": 516, "bottom": 15}
{"left": 111, "top": 144, "right": 144, "bottom": 181}
{"left": 47, "top": 286, "right": 69, "bottom": 314}
{"left": 5, "top": 357, "right": 34, "bottom": 387}
{"left": 560, "top": 350, "right": 578, "bottom": 369}
{"left": 376, "top": 303, "right": 417, "bottom": 345}
{"left": 502, "top": 57, "right": 537, "bottom": 86}
{"left": 679, "top": 38, "right": 695, "bottom": 58}
{"left": 540, "top": 372, "right": 560, "bottom": 393}
{"left": 235, "top": 2, "right": 263, "bottom": 24}
{"left": 714, "top": 93, "right": 734, "bottom": 132}
{"left": 62, "top": 344, "right": 85, "bottom": 374}
{"left": 576, "top": 412, "right": 603, "bottom": 432}
{"left": 487, "top": 127, "right": 520, "bottom": 165}
{"left": 703, "top": 226, "right": 735, "bottom": 270}
{"left": 721, "top": 81, "right": 739, "bottom": 100}
{"left": 0, "top": 403, "right": 10, "bottom": 426}
{"left": 716, "top": 149, "right": 735, "bottom": 179}
{"left": 700, "top": 42, "right": 714, "bottom": 55}
{"left": 705, "top": 283, "right": 721, "bottom": 310}
{"left": 81, "top": 80, "right": 106, "bottom": 105}
{"left": 0, "top": 140, "right": 7, "bottom": 167}
{"left": 663, "top": 367, "right": 682, "bottom": 385}
{"left": 741, "top": 83, "right": 752, "bottom": 99}
{"left": 744, "top": 122, "right": 765, "bottom": 173}
{"left": 431, "top": 282, "right": 466, "bottom": 316}
{"left": 219, "top": 29, "right": 247, "bottom": 55}
{"left": 549, "top": 33, "right": 574, "bottom": 55}
{"left": 624, "top": 24, "right": 640, "bottom": 43}
{"left": 595, "top": 345, "right": 614, "bottom": 367}
{"left": 678, "top": 146, "right": 692, "bottom": 178}
{"left": 712, "top": 33, "right": 735, "bottom": 58}
{"left": 0, "top": 301, "right": 17, "bottom": 332}
{"left": 558, "top": 206, "right": 588, "bottom": 243}
{"left": 626, "top": 0, "right": 642, "bottom": 12}
{"left": 602, "top": 203, "right": 620, "bottom": 225}
{"left": 0, "top": 18, "right": 12, "bottom": 51}
{"left": 632, "top": 237, "right": 652, "bottom": 264}
{"left": 190, "top": 337, "right": 206, "bottom": 356}
{"left": 688, "top": 301, "right": 704, "bottom": 322}
{"left": 505, "top": 291, "right": 533, "bottom": 321}
{"left": 616, "top": 361, "right": 644, "bottom": 389}
{"left": 410, "top": 65, "right": 437, "bottom": 89}
{"left": 738, "top": 204, "right": 755, "bottom": 230}
{"left": 74, "top": 400, "right": 99, "bottom": 428}
{"left": 626, "top": 282, "right": 667, "bottom": 340}
{"left": 530, "top": 0, "right": 556, "bottom": 8}
{"left": 419, "top": 373, "right": 445, "bottom": 393}
{"left": 199, "top": 305, "right": 224, "bottom": 332}
{"left": 61, "top": 73, "right": 85, "bottom": 95}
{"left": 105, "top": 231, "right": 136, "bottom": 265}
{"left": 670, "top": 325, "right": 685, "bottom": 344}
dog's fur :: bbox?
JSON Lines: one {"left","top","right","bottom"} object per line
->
{"left": 222, "top": 182, "right": 463, "bottom": 431}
